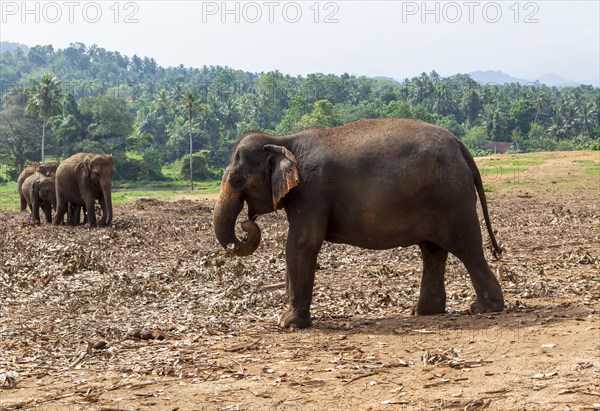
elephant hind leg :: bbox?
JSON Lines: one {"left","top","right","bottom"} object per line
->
{"left": 53, "top": 191, "right": 68, "bottom": 225}
{"left": 20, "top": 195, "right": 27, "bottom": 212}
{"left": 451, "top": 243, "right": 504, "bottom": 314}
{"left": 413, "top": 241, "right": 448, "bottom": 315}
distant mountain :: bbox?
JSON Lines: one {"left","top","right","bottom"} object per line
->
{"left": 468, "top": 70, "right": 581, "bottom": 87}
{"left": 0, "top": 42, "right": 29, "bottom": 54}
{"left": 533, "top": 73, "right": 579, "bottom": 87}
{"left": 373, "top": 76, "right": 402, "bottom": 84}
{"left": 468, "top": 70, "right": 528, "bottom": 85}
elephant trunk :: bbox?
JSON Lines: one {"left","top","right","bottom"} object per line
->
{"left": 101, "top": 179, "right": 113, "bottom": 226}
{"left": 213, "top": 181, "right": 261, "bottom": 257}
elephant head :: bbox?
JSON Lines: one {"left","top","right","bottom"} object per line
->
{"left": 82, "top": 154, "right": 114, "bottom": 226}
{"left": 37, "top": 162, "right": 59, "bottom": 178}
{"left": 214, "top": 133, "right": 299, "bottom": 257}
{"left": 34, "top": 177, "right": 57, "bottom": 211}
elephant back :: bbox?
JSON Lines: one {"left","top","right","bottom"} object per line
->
{"left": 17, "top": 163, "right": 41, "bottom": 192}
{"left": 21, "top": 172, "right": 45, "bottom": 203}
{"left": 22, "top": 172, "right": 45, "bottom": 190}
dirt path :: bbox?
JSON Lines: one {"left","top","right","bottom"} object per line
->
{"left": 1, "top": 152, "right": 599, "bottom": 410}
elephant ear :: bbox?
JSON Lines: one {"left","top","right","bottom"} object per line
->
{"left": 80, "top": 156, "right": 92, "bottom": 179}
{"left": 264, "top": 144, "right": 299, "bottom": 210}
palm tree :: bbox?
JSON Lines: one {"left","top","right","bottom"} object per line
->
{"left": 547, "top": 114, "right": 570, "bottom": 140}
{"left": 136, "top": 107, "right": 159, "bottom": 137}
{"left": 26, "top": 73, "right": 63, "bottom": 162}
{"left": 408, "top": 74, "right": 433, "bottom": 107}
{"left": 182, "top": 91, "right": 205, "bottom": 191}
{"left": 479, "top": 104, "right": 496, "bottom": 140}
{"left": 433, "top": 82, "right": 453, "bottom": 116}
{"left": 576, "top": 102, "right": 598, "bottom": 137}
{"left": 220, "top": 98, "right": 241, "bottom": 139}
{"left": 155, "top": 89, "right": 170, "bottom": 116}
{"left": 533, "top": 90, "right": 547, "bottom": 124}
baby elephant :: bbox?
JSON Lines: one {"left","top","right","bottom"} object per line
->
{"left": 17, "top": 162, "right": 59, "bottom": 212}
{"left": 21, "top": 172, "right": 57, "bottom": 224}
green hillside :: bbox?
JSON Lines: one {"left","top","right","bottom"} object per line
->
{"left": 0, "top": 42, "right": 598, "bottom": 183}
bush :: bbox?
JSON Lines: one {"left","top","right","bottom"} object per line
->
{"left": 6, "top": 167, "right": 19, "bottom": 181}
{"left": 114, "top": 156, "right": 143, "bottom": 181}
{"left": 114, "top": 151, "right": 167, "bottom": 181}
{"left": 180, "top": 151, "right": 219, "bottom": 181}
{"left": 462, "top": 126, "right": 489, "bottom": 152}
{"left": 512, "top": 123, "right": 555, "bottom": 152}
{"left": 435, "top": 115, "right": 465, "bottom": 137}
{"left": 589, "top": 141, "right": 600, "bottom": 150}
{"left": 556, "top": 137, "right": 595, "bottom": 151}
{"left": 140, "top": 151, "right": 167, "bottom": 181}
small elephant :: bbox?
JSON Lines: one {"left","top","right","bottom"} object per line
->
{"left": 21, "top": 172, "right": 56, "bottom": 224}
{"left": 17, "top": 162, "right": 59, "bottom": 212}
{"left": 214, "top": 118, "right": 504, "bottom": 329}
{"left": 54, "top": 153, "right": 115, "bottom": 227}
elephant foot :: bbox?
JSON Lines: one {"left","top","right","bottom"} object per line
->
{"left": 411, "top": 299, "right": 446, "bottom": 316}
{"left": 279, "top": 307, "right": 312, "bottom": 329}
{"left": 469, "top": 294, "right": 505, "bottom": 314}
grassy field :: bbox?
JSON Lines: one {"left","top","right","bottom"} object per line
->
{"left": 476, "top": 150, "right": 599, "bottom": 194}
{"left": 1, "top": 151, "right": 598, "bottom": 211}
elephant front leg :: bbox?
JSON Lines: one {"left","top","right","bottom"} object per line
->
{"left": 413, "top": 242, "right": 449, "bottom": 315}
{"left": 85, "top": 199, "right": 98, "bottom": 227}
{"left": 42, "top": 202, "right": 52, "bottom": 223}
{"left": 279, "top": 221, "right": 326, "bottom": 329}
{"left": 31, "top": 196, "right": 41, "bottom": 225}
{"left": 98, "top": 194, "right": 107, "bottom": 226}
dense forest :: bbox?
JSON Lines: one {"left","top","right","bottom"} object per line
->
{"left": 0, "top": 42, "right": 598, "bottom": 182}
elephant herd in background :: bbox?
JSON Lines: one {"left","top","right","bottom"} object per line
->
{"left": 17, "top": 153, "right": 115, "bottom": 227}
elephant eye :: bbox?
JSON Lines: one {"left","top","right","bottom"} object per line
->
{"left": 229, "top": 175, "right": 244, "bottom": 189}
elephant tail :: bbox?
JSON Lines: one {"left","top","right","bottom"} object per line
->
{"left": 459, "top": 142, "right": 503, "bottom": 258}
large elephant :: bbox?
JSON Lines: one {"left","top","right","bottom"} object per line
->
{"left": 17, "top": 162, "right": 59, "bottom": 211}
{"left": 21, "top": 172, "right": 56, "bottom": 224}
{"left": 214, "top": 118, "right": 504, "bottom": 329}
{"left": 53, "top": 153, "right": 114, "bottom": 227}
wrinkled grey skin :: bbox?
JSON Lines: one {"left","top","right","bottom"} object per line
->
{"left": 17, "top": 162, "right": 59, "bottom": 212}
{"left": 214, "top": 118, "right": 504, "bottom": 329}
{"left": 21, "top": 172, "right": 56, "bottom": 224}
{"left": 53, "top": 153, "right": 114, "bottom": 227}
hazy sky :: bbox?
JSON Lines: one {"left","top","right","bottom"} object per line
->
{"left": 1, "top": 1, "right": 599, "bottom": 84}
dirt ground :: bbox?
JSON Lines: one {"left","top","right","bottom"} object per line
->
{"left": 1, "top": 151, "right": 599, "bottom": 411}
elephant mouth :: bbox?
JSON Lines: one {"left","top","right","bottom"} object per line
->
{"left": 247, "top": 203, "right": 259, "bottom": 221}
